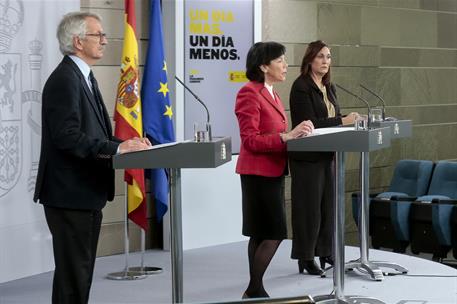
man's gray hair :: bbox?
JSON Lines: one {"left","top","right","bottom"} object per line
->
{"left": 57, "top": 11, "right": 102, "bottom": 55}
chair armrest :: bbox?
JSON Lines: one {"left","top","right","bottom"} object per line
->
{"left": 431, "top": 199, "right": 457, "bottom": 205}
{"left": 392, "top": 196, "right": 418, "bottom": 201}
{"left": 371, "top": 196, "right": 417, "bottom": 203}
{"left": 351, "top": 192, "right": 380, "bottom": 198}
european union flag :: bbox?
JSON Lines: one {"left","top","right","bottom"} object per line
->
{"left": 141, "top": 0, "right": 175, "bottom": 221}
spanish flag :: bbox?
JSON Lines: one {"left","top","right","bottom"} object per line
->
{"left": 114, "top": 0, "right": 147, "bottom": 230}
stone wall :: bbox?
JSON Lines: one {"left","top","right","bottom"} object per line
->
{"left": 262, "top": 0, "right": 457, "bottom": 244}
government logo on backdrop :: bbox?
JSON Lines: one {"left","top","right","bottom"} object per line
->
{"left": 0, "top": 0, "right": 24, "bottom": 197}
{"left": 0, "top": 0, "right": 56, "bottom": 198}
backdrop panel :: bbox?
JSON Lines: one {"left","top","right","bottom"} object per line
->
{"left": 0, "top": 0, "right": 79, "bottom": 283}
{"left": 184, "top": 0, "right": 253, "bottom": 153}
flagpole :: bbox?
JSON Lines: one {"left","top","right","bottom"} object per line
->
{"left": 106, "top": 183, "right": 147, "bottom": 280}
{"left": 126, "top": 147, "right": 163, "bottom": 275}
{"left": 128, "top": 228, "right": 163, "bottom": 275}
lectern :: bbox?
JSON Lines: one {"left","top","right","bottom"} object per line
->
{"left": 288, "top": 127, "right": 390, "bottom": 304}
{"left": 113, "top": 137, "right": 232, "bottom": 304}
{"left": 350, "top": 120, "right": 412, "bottom": 280}
{"left": 371, "top": 119, "right": 412, "bottom": 138}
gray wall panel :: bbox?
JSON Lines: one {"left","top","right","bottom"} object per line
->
{"left": 263, "top": 0, "right": 457, "bottom": 246}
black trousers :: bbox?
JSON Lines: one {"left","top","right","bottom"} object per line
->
{"left": 44, "top": 206, "right": 102, "bottom": 304}
{"left": 290, "top": 159, "right": 334, "bottom": 260}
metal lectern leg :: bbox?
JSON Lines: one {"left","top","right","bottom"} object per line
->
{"left": 315, "top": 152, "right": 349, "bottom": 303}
{"left": 359, "top": 152, "right": 371, "bottom": 263}
{"left": 346, "top": 152, "right": 384, "bottom": 281}
{"left": 315, "top": 152, "right": 386, "bottom": 304}
{"left": 348, "top": 152, "right": 408, "bottom": 279}
{"left": 170, "top": 168, "right": 183, "bottom": 303}
{"left": 334, "top": 151, "right": 346, "bottom": 300}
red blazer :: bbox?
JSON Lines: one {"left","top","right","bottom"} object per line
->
{"left": 235, "top": 81, "right": 288, "bottom": 177}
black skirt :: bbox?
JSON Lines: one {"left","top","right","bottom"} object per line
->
{"left": 240, "top": 174, "right": 287, "bottom": 240}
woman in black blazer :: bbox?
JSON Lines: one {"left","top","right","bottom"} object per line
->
{"left": 289, "top": 40, "right": 359, "bottom": 275}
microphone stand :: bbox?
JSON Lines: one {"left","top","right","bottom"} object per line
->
{"left": 175, "top": 76, "right": 212, "bottom": 141}
{"left": 360, "top": 84, "right": 386, "bottom": 121}
{"left": 334, "top": 83, "right": 371, "bottom": 129}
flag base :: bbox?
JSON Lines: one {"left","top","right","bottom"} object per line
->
{"left": 106, "top": 270, "right": 147, "bottom": 280}
{"left": 128, "top": 266, "right": 163, "bottom": 275}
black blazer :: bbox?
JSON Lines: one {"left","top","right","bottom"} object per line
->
{"left": 289, "top": 73, "right": 342, "bottom": 162}
{"left": 34, "top": 56, "right": 121, "bottom": 210}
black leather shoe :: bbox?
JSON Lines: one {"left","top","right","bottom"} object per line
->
{"left": 298, "top": 259, "right": 323, "bottom": 275}
{"left": 319, "top": 256, "right": 334, "bottom": 269}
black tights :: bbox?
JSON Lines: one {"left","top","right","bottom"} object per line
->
{"left": 245, "top": 238, "right": 282, "bottom": 298}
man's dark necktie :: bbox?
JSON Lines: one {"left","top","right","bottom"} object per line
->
{"left": 88, "top": 71, "right": 105, "bottom": 117}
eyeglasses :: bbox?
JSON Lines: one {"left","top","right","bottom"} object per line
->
{"left": 85, "top": 32, "right": 107, "bottom": 42}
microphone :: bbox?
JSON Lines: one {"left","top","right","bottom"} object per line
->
{"left": 175, "top": 76, "right": 210, "bottom": 123}
{"left": 335, "top": 83, "right": 371, "bottom": 128}
{"left": 175, "top": 76, "right": 212, "bottom": 141}
{"left": 359, "top": 84, "right": 386, "bottom": 121}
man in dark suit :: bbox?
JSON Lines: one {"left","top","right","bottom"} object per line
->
{"left": 33, "top": 12, "right": 151, "bottom": 304}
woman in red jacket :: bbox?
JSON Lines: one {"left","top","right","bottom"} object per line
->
{"left": 235, "top": 41, "right": 314, "bottom": 298}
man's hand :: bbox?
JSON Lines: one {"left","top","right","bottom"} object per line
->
{"left": 118, "top": 137, "right": 152, "bottom": 154}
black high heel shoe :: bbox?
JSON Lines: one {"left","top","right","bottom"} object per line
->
{"left": 319, "top": 256, "right": 334, "bottom": 269}
{"left": 298, "top": 259, "right": 324, "bottom": 275}
{"left": 242, "top": 290, "right": 269, "bottom": 299}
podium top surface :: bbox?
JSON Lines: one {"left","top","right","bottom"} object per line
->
{"left": 113, "top": 136, "right": 232, "bottom": 169}
{"left": 287, "top": 127, "right": 391, "bottom": 152}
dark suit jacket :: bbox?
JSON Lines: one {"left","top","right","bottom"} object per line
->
{"left": 289, "top": 73, "right": 342, "bottom": 162}
{"left": 34, "top": 56, "right": 121, "bottom": 210}
{"left": 235, "top": 81, "right": 288, "bottom": 177}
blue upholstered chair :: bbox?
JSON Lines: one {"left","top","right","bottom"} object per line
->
{"left": 451, "top": 207, "right": 457, "bottom": 259}
{"left": 352, "top": 159, "right": 434, "bottom": 252}
{"left": 409, "top": 161, "right": 457, "bottom": 259}
{"left": 352, "top": 160, "right": 434, "bottom": 224}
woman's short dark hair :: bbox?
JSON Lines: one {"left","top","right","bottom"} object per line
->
{"left": 245, "top": 41, "right": 286, "bottom": 82}
{"left": 300, "top": 40, "right": 331, "bottom": 86}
